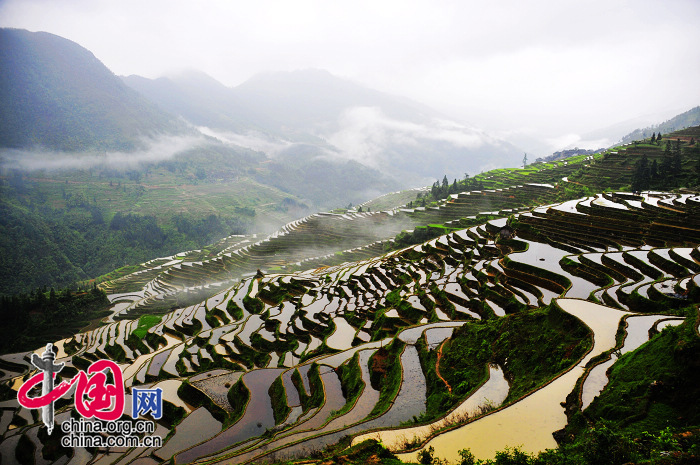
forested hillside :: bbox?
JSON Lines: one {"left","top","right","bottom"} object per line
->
{"left": 620, "top": 106, "right": 700, "bottom": 146}
{"left": 0, "top": 28, "right": 188, "bottom": 151}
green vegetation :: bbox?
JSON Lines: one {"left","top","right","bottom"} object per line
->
{"left": 243, "top": 295, "right": 265, "bottom": 314}
{"left": 581, "top": 311, "right": 700, "bottom": 436}
{"left": 132, "top": 314, "right": 162, "bottom": 339}
{"left": 227, "top": 377, "right": 251, "bottom": 426}
{"left": 226, "top": 299, "right": 244, "bottom": 320}
{"left": 0, "top": 285, "right": 110, "bottom": 353}
{"left": 621, "top": 106, "right": 700, "bottom": 145}
{"left": 306, "top": 364, "right": 326, "bottom": 410}
{"left": 0, "top": 183, "right": 253, "bottom": 295}
{"left": 3, "top": 112, "right": 700, "bottom": 465}
{"left": 283, "top": 424, "right": 700, "bottom": 464}
{"left": 0, "top": 29, "right": 186, "bottom": 152}
{"left": 335, "top": 351, "right": 365, "bottom": 418}
{"left": 368, "top": 340, "right": 406, "bottom": 417}
{"left": 416, "top": 304, "right": 591, "bottom": 424}
{"left": 268, "top": 375, "right": 291, "bottom": 424}
{"left": 291, "top": 364, "right": 325, "bottom": 412}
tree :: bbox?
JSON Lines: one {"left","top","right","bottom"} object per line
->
{"left": 523, "top": 153, "right": 528, "bottom": 168}
{"left": 631, "top": 154, "right": 650, "bottom": 191}
{"left": 672, "top": 151, "right": 682, "bottom": 174}
{"left": 651, "top": 132, "right": 656, "bottom": 143}
{"left": 650, "top": 159, "right": 659, "bottom": 179}
{"left": 659, "top": 153, "right": 672, "bottom": 178}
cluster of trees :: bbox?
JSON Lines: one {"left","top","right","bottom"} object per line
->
{"left": 649, "top": 132, "right": 663, "bottom": 144}
{"left": 424, "top": 174, "right": 486, "bottom": 205}
{"left": 631, "top": 138, "right": 696, "bottom": 191}
{"left": 0, "top": 285, "right": 109, "bottom": 353}
{"left": 0, "top": 187, "right": 251, "bottom": 295}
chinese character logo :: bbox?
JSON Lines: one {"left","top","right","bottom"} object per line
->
{"left": 132, "top": 388, "right": 163, "bottom": 419}
{"left": 18, "top": 347, "right": 125, "bottom": 433}
{"left": 26, "top": 344, "right": 64, "bottom": 434}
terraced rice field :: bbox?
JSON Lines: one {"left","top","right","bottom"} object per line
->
{"left": 1, "top": 188, "right": 699, "bottom": 464}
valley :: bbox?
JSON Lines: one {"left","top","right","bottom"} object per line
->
{"left": 1, "top": 128, "right": 699, "bottom": 464}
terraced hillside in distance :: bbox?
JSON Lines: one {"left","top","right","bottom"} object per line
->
{"left": 1, "top": 127, "right": 699, "bottom": 464}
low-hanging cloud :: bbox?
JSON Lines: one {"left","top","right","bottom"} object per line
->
{"left": 325, "top": 106, "right": 490, "bottom": 168}
{"left": 196, "top": 126, "right": 293, "bottom": 156}
{"left": 544, "top": 133, "right": 612, "bottom": 152}
{"left": 0, "top": 134, "right": 208, "bottom": 172}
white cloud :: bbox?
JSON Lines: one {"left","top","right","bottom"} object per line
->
{"left": 196, "top": 127, "right": 292, "bottom": 156}
{"left": 0, "top": 135, "right": 206, "bottom": 171}
{"left": 325, "top": 107, "right": 490, "bottom": 168}
{"left": 544, "top": 133, "right": 613, "bottom": 152}
{"left": 1, "top": 0, "right": 699, "bottom": 154}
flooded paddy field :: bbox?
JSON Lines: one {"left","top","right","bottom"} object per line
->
{"left": 2, "top": 191, "right": 699, "bottom": 464}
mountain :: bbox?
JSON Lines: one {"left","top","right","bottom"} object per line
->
{"left": 123, "top": 69, "right": 523, "bottom": 184}
{"left": 122, "top": 70, "right": 265, "bottom": 133}
{"left": 619, "top": 105, "right": 700, "bottom": 144}
{"left": 0, "top": 28, "right": 188, "bottom": 151}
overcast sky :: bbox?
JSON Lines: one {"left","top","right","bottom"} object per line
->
{"left": 2, "top": 0, "right": 699, "bottom": 154}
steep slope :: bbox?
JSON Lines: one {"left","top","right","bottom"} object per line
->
{"left": 0, "top": 28, "right": 188, "bottom": 151}
{"left": 620, "top": 106, "right": 700, "bottom": 145}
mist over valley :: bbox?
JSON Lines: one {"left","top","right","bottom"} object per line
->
{"left": 1, "top": 3, "right": 700, "bottom": 463}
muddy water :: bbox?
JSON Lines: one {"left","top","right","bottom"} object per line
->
{"left": 582, "top": 313, "right": 686, "bottom": 409}
{"left": 509, "top": 241, "right": 599, "bottom": 300}
{"left": 146, "top": 348, "right": 171, "bottom": 377}
{"left": 656, "top": 319, "right": 684, "bottom": 331}
{"left": 271, "top": 368, "right": 346, "bottom": 438}
{"left": 123, "top": 334, "right": 181, "bottom": 386}
{"left": 424, "top": 327, "right": 458, "bottom": 349}
{"left": 354, "top": 364, "right": 509, "bottom": 450}
{"left": 281, "top": 369, "right": 301, "bottom": 407}
{"left": 174, "top": 368, "right": 283, "bottom": 464}
{"left": 242, "top": 346, "right": 425, "bottom": 464}
{"left": 147, "top": 379, "right": 193, "bottom": 413}
{"left": 237, "top": 315, "right": 264, "bottom": 346}
{"left": 368, "top": 345, "right": 426, "bottom": 427}
{"left": 398, "top": 322, "right": 465, "bottom": 345}
{"left": 322, "top": 350, "right": 380, "bottom": 429}
{"left": 162, "top": 343, "right": 186, "bottom": 377}
{"left": 326, "top": 317, "right": 357, "bottom": 350}
{"left": 315, "top": 339, "right": 390, "bottom": 368}
{"left": 154, "top": 407, "right": 222, "bottom": 461}
{"left": 398, "top": 299, "right": 628, "bottom": 462}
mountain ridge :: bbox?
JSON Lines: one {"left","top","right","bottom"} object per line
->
{"left": 123, "top": 68, "right": 524, "bottom": 182}
{"left": 0, "top": 28, "right": 190, "bottom": 151}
